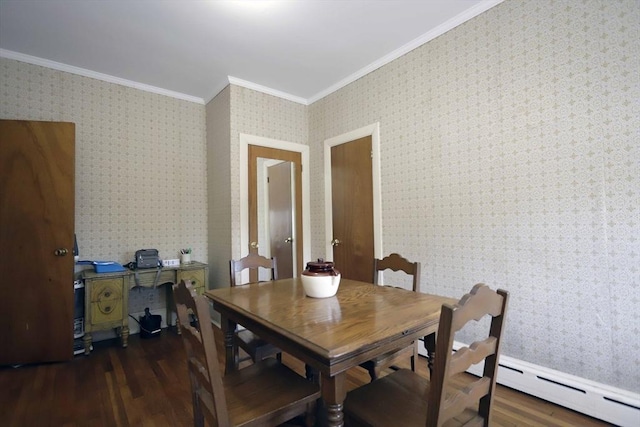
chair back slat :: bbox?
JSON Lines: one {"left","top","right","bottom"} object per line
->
{"left": 440, "top": 377, "right": 491, "bottom": 423}
{"left": 230, "top": 253, "right": 278, "bottom": 286}
{"left": 173, "top": 280, "right": 230, "bottom": 427}
{"left": 448, "top": 337, "right": 497, "bottom": 377}
{"left": 451, "top": 284, "right": 505, "bottom": 332}
{"left": 373, "top": 253, "right": 421, "bottom": 292}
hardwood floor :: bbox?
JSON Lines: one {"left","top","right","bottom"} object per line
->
{"left": 0, "top": 330, "right": 612, "bottom": 427}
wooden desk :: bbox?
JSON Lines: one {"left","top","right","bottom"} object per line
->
{"left": 81, "top": 261, "right": 208, "bottom": 354}
{"left": 205, "top": 278, "right": 455, "bottom": 427}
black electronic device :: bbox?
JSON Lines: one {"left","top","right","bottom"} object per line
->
{"left": 139, "top": 308, "right": 161, "bottom": 339}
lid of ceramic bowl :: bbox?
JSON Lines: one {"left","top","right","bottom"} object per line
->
{"left": 304, "top": 258, "right": 335, "bottom": 274}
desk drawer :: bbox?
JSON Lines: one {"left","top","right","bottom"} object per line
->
{"left": 88, "top": 278, "right": 124, "bottom": 324}
{"left": 177, "top": 268, "right": 205, "bottom": 294}
{"left": 130, "top": 269, "right": 176, "bottom": 288}
{"left": 90, "top": 299, "right": 123, "bottom": 324}
{"left": 89, "top": 278, "right": 123, "bottom": 302}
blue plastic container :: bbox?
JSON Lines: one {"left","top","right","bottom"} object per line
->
{"left": 92, "top": 261, "right": 126, "bottom": 273}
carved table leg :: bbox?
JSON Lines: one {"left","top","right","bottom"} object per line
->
{"left": 321, "top": 371, "right": 346, "bottom": 427}
{"left": 222, "top": 316, "right": 238, "bottom": 374}
{"left": 425, "top": 332, "right": 436, "bottom": 377}
{"left": 166, "top": 284, "right": 176, "bottom": 333}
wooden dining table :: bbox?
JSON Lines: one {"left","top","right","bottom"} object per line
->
{"left": 205, "top": 277, "right": 456, "bottom": 427}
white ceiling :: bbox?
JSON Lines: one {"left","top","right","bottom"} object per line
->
{"left": 0, "top": 0, "right": 501, "bottom": 105}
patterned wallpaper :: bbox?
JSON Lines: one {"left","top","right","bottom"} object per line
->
{"left": 0, "top": 57, "right": 207, "bottom": 315}
{"left": 308, "top": 0, "right": 639, "bottom": 393}
{"left": 206, "top": 85, "right": 232, "bottom": 291}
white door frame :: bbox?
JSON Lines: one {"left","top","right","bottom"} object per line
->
{"left": 323, "top": 123, "right": 383, "bottom": 259}
{"left": 239, "top": 133, "right": 310, "bottom": 267}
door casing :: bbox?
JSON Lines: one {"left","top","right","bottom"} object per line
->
{"left": 324, "top": 123, "right": 383, "bottom": 261}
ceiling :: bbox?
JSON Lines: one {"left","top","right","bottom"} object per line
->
{"left": 0, "top": 0, "right": 501, "bottom": 104}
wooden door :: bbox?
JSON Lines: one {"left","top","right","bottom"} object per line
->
{"left": 248, "top": 145, "right": 302, "bottom": 280}
{"left": 0, "top": 120, "right": 75, "bottom": 364}
{"left": 268, "top": 161, "right": 294, "bottom": 278}
{"left": 330, "top": 136, "right": 374, "bottom": 282}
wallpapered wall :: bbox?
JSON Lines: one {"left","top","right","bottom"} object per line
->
{"left": 0, "top": 57, "right": 207, "bottom": 316}
{"left": 206, "top": 85, "right": 232, "bottom": 291}
{"left": 308, "top": 0, "right": 639, "bottom": 393}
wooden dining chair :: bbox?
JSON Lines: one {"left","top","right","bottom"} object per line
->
{"left": 173, "top": 280, "right": 320, "bottom": 427}
{"left": 359, "top": 253, "right": 422, "bottom": 381}
{"left": 345, "top": 283, "right": 509, "bottom": 427}
{"left": 229, "top": 253, "right": 282, "bottom": 363}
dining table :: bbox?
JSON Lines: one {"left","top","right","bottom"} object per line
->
{"left": 204, "top": 277, "right": 456, "bottom": 427}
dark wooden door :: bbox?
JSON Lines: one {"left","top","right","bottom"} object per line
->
{"left": 248, "top": 145, "right": 303, "bottom": 281}
{"left": 0, "top": 120, "right": 75, "bottom": 364}
{"left": 268, "top": 161, "right": 294, "bottom": 278}
{"left": 330, "top": 136, "right": 374, "bottom": 282}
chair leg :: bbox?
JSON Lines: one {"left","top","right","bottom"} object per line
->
{"left": 304, "top": 401, "right": 317, "bottom": 427}
{"left": 192, "top": 392, "right": 204, "bottom": 427}
{"left": 367, "top": 365, "right": 378, "bottom": 382}
{"left": 305, "top": 364, "right": 320, "bottom": 383}
{"left": 410, "top": 340, "right": 418, "bottom": 372}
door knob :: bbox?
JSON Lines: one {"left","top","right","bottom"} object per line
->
{"left": 250, "top": 241, "right": 259, "bottom": 249}
{"left": 284, "top": 237, "right": 293, "bottom": 243}
{"left": 54, "top": 248, "right": 69, "bottom": 256}
{"left": 331, "top": 239, "right": 341, "bottom": 247}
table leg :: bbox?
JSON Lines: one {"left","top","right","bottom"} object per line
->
{"left": 222, "top": 316, "right": 239, "bottom": 374}
{"left": 425, "top": 332, "right": 436, "bottom": 377}
{"left": 166, "top": 284, "right": 177, "bottom": 333}
{"left": 321, "top": 372, "right": 346, "bottom": 427}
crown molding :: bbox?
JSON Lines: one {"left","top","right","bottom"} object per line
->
{"left": 306, "top": 0, "right": 504, "bottom": 104}
{"left": 0, "top": 48, "right": 205, "bottom": 105}
{"left": 220, "top": 0, "right": 503, "bottom": 106}
{"left": 227, "top": 76, "right": 308, "bottom": 105}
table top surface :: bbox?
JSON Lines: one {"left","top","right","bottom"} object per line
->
{"left": 205, "top": 278, "right": 456, "bottom": 362}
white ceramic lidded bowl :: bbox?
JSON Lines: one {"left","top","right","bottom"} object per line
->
{"left": 301, "top": 259, "right": 341, "bottom": 298}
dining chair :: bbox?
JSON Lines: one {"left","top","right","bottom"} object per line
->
{"left": 173, "top": 280, "right": 320, "bottom": 427}
{"left": 344, "top": 283, "right": 509, "bottom": 427}
{"left": 229, "top": 253, "right": 282, "bottom": 363}
{"left": 359, "top": 253, "right": 422, "bottom": 381}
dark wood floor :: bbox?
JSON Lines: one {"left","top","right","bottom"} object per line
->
{"left": 0, "top": 330, "right": 612, "bottom": 427}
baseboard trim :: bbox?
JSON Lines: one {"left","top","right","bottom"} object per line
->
{"left": 418, "top": 340, "right": 640, "bottom": 426}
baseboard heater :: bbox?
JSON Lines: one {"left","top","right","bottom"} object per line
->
{"left": 418, "top": 340, "right": 639, "bottom": 427}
